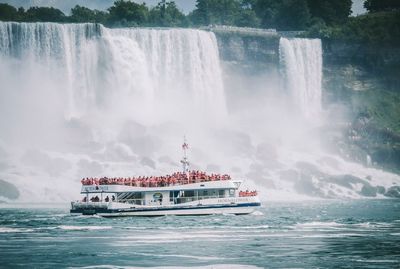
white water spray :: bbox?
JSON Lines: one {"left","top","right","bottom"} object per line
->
{"left": 0, "top": 22, "right": 399, "bottom": 202}
{"left": 0, "top": 22, "right": 226, "bottom": 122}
{"left": 279, "top": 38, "right": 322, "bottom": 118}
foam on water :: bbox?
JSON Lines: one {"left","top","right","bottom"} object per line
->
{"left": 0, "top": 201, "right": 399, "bottom": 268}
{"left": 75, "top": 265, "right": 262, "bottom": 269}
{"left": 295, "top": 221, "right": 344, "bottom": 228}
{"left": 58, "top": 225, "right": 113, "bottom": 231}
{"left": 0, "top": 227, "right": 34, "bottom": 233}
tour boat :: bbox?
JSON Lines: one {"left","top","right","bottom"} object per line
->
{"left": 70, "top": 139, "right": 261, "bottom": 217}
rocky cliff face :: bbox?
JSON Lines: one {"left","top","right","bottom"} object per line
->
{"left": 323, "top": 41, "right": 400, "bottom": 173}
{"left": 213, "top": 30, "right": 280, "bottom": 72}
{"left": 212, "top": 29, "right": 282, "bottom": 111}
{"left": 212, "top": 29, "right": 400, "bottom": 174}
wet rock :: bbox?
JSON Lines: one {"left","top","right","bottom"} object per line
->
{"left": 293, "top": 174, "right": 324, "bottom": 197}
{"left": 296, "top": 162, "right": 325, "bottom": 178}
{"left": 384, "top": 186, "right": 400, "bottom": 198}
{"left": 359, "top": 184, "right": 377, "bottom": 197}
{"left": 0, "top": 179, "right": 19, "bottom": 200}
{"left": 376, "top": 186, "right": 386, "bottom": 194}
{"left": 325, "top": 174, "right": 367, "bottom": 189}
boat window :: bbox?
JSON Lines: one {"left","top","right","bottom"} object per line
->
{"left": 229, "top": 189, "right": 235, "bottom": 197}
{"left": 117, "top": 192, "right": 143, "bottom": 204}
{"left": 219, "top": 189, "right": 225, "bottom": 197}
{"left": 170, "top": 191, "right": 179, "bottom": 202}
{"left": 182, "top": 190, "right": 195, "bottom": 197}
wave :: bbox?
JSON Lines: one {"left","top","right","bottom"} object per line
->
{"left": 71, "top": 265, "right": 262, "bottom": 269}
{"left": 294, "top": 221, "right": 344, "bottom": 229}
{"left": 133, "top": 252, "right": 226, "bottom": 261}
{"left": 250, "top": 210, "right": 264, "bottom": 216}
{"left": 0, "top": 226, "right": 34, "bottom": 233}
{"left": 57, "top": 225, "right": 112, "bottom": 231}
{"left": 120, "top": 225, "right": 270, "bottom": 231}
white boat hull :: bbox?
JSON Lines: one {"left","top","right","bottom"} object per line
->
{"left": 71, "top": 197, "right": 261, "bottom": 217}
{"left": 100, "top": 204, "right": 258, "bottom": 217}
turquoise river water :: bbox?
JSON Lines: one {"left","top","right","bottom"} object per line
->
{"left": 0, "top": 200, "right": 399, "bottom": 269}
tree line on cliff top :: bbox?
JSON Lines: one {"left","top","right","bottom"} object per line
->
{"left": 0, "top": 0, "right": 399, "bottom": 43}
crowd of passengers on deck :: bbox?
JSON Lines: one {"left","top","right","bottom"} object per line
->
{"left": 239, "top": 190, "right": 258, "bottom": 197}
{"left": 81, "top": 171, "right": 232, "bottom": 187}
{"left": 82, "top": 195, "right": 115, "bottom": 203}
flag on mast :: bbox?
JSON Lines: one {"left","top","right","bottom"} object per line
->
{"left": 182, "top": 142, "right": 189, "bottom": 149}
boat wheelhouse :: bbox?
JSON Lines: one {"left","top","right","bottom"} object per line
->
{"left": 70, "top": 139, "right": 261, "bottom": 217}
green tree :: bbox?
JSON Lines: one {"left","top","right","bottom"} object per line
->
{"left": 251, "top": 0, "right": 280, "bottom": 28}
{"left": 108, "top": 0, "right": 149, "bottom": 26}
{"left": 189, "top": 0, "right": 241, "bottom": 26}
{"left": 70, "top": 5, "right": 108, "bottom": 23}
{"left": 305, "top": 11, "right": 400, "bottom": 46}
{"left": 275, "top": 0, "right": 310, "bottom": 30}
{"left": 149, "top": 1, "right": 187, "bottom": 27}
{"left": 0, "top": 3, "right": 19, "bottom": 21}
{"left": 364, "top": 0, "right": 400, "bottom": 12}
{"left": 24, "top": 6, "right": 66, "bottom": 22}
{"left": 307, "top": 0, "right": 352, "bottom": 25}
{"left": 234, "top": 8, "right": 260, "bottom": 27}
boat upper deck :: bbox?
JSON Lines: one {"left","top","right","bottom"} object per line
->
{"left": 80, "top": 180, "right": 242, "bottom": 194}
{"left": 80, "top": 171, "right": 241, "bottom": 194}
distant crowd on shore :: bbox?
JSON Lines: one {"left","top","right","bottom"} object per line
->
{"left": 81, "top": 171, "right": 232, "bottom": 187}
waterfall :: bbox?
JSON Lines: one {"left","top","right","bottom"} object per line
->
{"left": 279, "top": 38, "right": 322, "bottom": 118}
{"left": 3, "top": 22, "right": 397, "bottom": 203}
{"left": 0, "top": 22, "right": 228, "bottom": 201}
{"left": 0, "top": 22, "right": 226, "bottom": 122}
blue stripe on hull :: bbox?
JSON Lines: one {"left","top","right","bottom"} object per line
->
{"left": 70, "top": 202, "right": 261, "bottom": 215}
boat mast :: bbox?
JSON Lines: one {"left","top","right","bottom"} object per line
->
{"left": 181, "top": 136, "right": 189, "bottom": 175}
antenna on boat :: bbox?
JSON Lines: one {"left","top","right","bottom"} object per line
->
{"left": 180, "top": 136, "right": 189, "bottom": 174}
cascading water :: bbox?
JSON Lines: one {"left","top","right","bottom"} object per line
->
{"left": 0, "top": 22, "right": 226, "bottom": 122}
{"left": 0, "top": 22, "right": 227, "bottom": 201}
{"left": 0, "top": 22, "right": 399, "bottom": 202}
{"left": 279, "top": 38, "right": 322, "bottom": 118}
